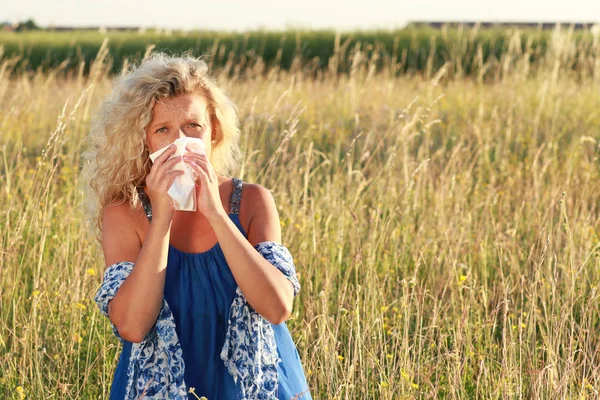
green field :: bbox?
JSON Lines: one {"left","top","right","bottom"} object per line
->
{"left": 1, "top": 26, "right": 600, "bottom": 398}
{"left": 1, "top": 26, "right": 598, "bottom": 78}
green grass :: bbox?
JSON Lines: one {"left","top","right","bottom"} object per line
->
{"left": 1, "top": 26, "right": 600, "bottom": 398}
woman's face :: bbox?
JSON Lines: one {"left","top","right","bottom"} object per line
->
{"left": 145, "top": 93, "right": 213, "bottom": 155}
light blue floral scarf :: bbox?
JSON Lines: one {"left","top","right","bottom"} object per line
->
{"left": 94, "top": 241, "right": 301, "bottom": 400}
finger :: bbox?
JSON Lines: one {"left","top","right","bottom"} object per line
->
{"left": 191, "top": 159, "right": 210, "bottom": 176}
{"left": 164, "top": 169, "right": 186, "bottom": 177}
{"left": 149, "top": 146, "right": 177, "bottom": 175}
{"left": 164, "top": 169, "right": 185, "bottom": 188}
{"left": 185, "top": 143, "right": 207, "bottom": 155}
{"left": 159, "top": 169, "right": 185, "bottom": 190}
{"left": 153, "top": 145, "right": 178, "bottom": 164}
{"left": 187, "top": 160, "right": 210, "bottom": 184}
{"left": 182, "top": 153, "right": 208, "bottom": 164}
{"left": 154, "top": 155, "right": 184, "bottom": 179}
{"left": 184, "top": 156, "right": 212, "bottom": 177}
{"left": 199, "top": 157, "right": 217, "bottom": 180}
{"left": 154, "top": 155, "right": 183, "bottom": 169}
{"left": 162, "top": 155, "right": 184, "bottom": 168}
{"left": 186, "top": 157, "right": 215, "bottom": 182}
{"left": 186, "top": 160, "right": 204, "bottom": 177}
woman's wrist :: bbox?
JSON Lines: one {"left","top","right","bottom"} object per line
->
{"left": 207, "top": 210, "right": 228, "bottom": 226}
{"left": 149, "top": 214, "right": 173, "bottom": 232}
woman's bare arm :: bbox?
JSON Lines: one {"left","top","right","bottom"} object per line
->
{"left": 102, "top": 145, "right": 182, "bottom": 343}
{"left": 102, "top": 204, "right": 172, "bottom": 343}
{"left": 207, "top": 183, "right": 294, "bottom": 325}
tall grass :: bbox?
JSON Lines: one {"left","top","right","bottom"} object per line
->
{"left": 1, "top": 25, "right": 600, "bottom": 398}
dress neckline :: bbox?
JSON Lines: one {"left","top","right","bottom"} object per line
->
{"left": 169, "top": 243, "right": 221, "bottom": 256}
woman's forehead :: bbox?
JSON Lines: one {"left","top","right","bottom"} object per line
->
{"left": 153, "top": 94, "right": 209, "bottom": 118}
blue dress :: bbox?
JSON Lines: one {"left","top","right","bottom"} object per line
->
{"left": 109, "top": 178, "right": 312, "bottom": 400}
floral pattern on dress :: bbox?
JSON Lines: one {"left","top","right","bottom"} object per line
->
{"left": 94, "top": 241, "right": 302, "bottom": 400}
{"left": 93, "top": 261, "right": 188, "bottom": 399}
{"left": 220, "top": 241, "right": 302, "bottom": 400}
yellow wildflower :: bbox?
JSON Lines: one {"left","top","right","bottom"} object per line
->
{"left": 187, "top": 387, "right": 208, "bottom": 400}
{"left": 86, "top": 268, "right": 96, "bottom": 277}
{"left": 72, "top": 333, "right": 83, "bottom": 343}
{"left": 16, "top": 386, "right": 25, "bottom": 400}
{"left": 32, "top": 290, "right": 40, "bottom": 297}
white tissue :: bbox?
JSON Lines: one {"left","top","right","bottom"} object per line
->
{"left": 149, "top": 137, "right": 207, "bottom": 211}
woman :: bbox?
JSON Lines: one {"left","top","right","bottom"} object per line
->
{"left": 85, "top": 53, "right": 312, "bottom": 399}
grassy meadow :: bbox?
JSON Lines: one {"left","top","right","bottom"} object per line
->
{"left": 1, "top": 26, "right": 600, "bottom": 398}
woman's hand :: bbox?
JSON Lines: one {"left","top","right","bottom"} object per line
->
{"left": 183, "top": 144, "right": 226, "bottom": 223}
{"left": 145, "top": 144, "right": 185, "bottom": 224}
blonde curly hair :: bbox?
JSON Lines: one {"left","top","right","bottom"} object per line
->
{"left": 82, "top": 52, "right": 242, "bottom": 233}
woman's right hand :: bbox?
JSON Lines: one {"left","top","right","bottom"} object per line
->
{"left": 145, "top": 144, "right": 185, "bottom": 223}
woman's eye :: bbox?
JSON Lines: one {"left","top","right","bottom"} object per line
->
{"left": 189, "top": 123, "right": 202, "bottom": 128}
{"left": 156, "top": 127, "right": 167, "bottom": 133}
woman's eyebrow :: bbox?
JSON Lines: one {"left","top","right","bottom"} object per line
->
{"left": 150, "top": 121, "right": 170, "bottom": 130}
{"left": 150, "top": 115, "right": 204, "bottom": 130}
{"left": 184, "top": 114, "right": 205, "bottom": 122}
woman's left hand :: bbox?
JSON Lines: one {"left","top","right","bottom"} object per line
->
{"left": 183, "top": 144, "right": 226, "bottom": 223}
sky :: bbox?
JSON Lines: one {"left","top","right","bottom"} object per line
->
{"left": 2, "top": 0, "right": 600, "bottom": 31}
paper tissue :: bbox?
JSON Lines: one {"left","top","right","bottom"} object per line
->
{"left": 149, "top": 137, "right": 207, "bottom": 211}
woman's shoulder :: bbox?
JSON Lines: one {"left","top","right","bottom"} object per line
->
{"left": 237, "top": 181, "right": 274, "bottom": 204}
{"left": 101, "top": 200, "right": 146, "bottom": 266}
{"left": 235, "top": 181, "right": 278, "bottom": 217}
{"left": 102, "top": 199, "right": 147, "bottom": 228}
{"left": 235, "top": 181, "right": 281, "bottom": 245}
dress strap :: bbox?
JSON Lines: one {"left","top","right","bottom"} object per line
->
{"left": 229, "top": 178, "right": 243, "bottom": 215}
{"left": 137, "top": 187, "right": 153, "bottom": 222}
